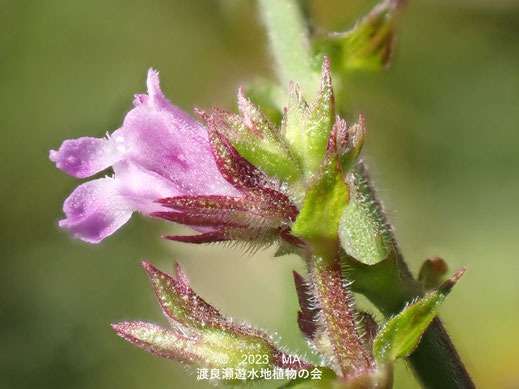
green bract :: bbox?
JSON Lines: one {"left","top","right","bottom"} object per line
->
{"left": 292, "top": 122, "right": 349, "bottom": 242}
{"left": 339, "top": 163, "right": 393, "bottom": 265}
{"left": 373, "top": 269, "right": 465, "bottom": 364}
{"left": 284, "top": 59, "right": 335, "bottom": 179}
{"left": 313, "top": 0, "right": 404, "bottom": 72}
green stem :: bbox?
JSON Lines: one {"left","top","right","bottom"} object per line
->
{"left": 257, "top": 0, "right": 320, "bottom": 98}
{"left": 341, "top": 162, "right": 475, "bottom": 388}
{"left": 409, "top": 317, "right": 475, "bottom": 389}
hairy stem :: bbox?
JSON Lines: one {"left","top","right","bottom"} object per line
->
{"left": 343, "top": 163, "right": 475, "bottom": 388}
{"left": 259, "top": 1, "right": 475, "bottom": 387}
{"left": 309, "top": 243, "right": 371, "bottom": 378}
{"left": 257, "top": 0, "right": 320, "bottom": 97}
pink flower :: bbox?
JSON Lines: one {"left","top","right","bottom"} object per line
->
{"left": 50, "top": 69, "right": 239, "bottom": 243}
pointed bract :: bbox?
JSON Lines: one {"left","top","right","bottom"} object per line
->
{"left": 292, "top": 124, "right": 349, "bottom": 242}
{"left": 207, "top": 105, "right": 301, "bottom": 183}
{"left": 338, "top": 116, "right": 366, "bottom": 174}
{"left": 163, "top": 231, "right": 228, "bottom": 244}
{"left": 313, "top": 0, "right": 406, "bottom": 71}
{"left": 207, "top": 123, "right": 275, "bottom": 194}
{"left": 284, "top": 59, "right": 336, "bottom": 179}
{"left": 143, "top": 261, "right": 224, "bottom": 330}
{"left": 339, "top": 162, "right": 394, "bottom": 265}
{"left": 373, "top": 268, "right": 465, "bottom": 364}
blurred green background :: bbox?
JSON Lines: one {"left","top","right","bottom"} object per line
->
{"left": 1, "top": 0, "right": 518, "bottom": 388}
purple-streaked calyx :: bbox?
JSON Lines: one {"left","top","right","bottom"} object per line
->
{"left": 113, "top": 262, "right": 313, "bottom": 379}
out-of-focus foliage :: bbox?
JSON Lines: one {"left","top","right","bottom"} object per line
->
{"left": 1, "top": 0, "right": 518, "bottom": 388}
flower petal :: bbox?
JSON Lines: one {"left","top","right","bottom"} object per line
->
{"left": 49, "top": 137, "right": 121, "bottom": 178}
{"left": 112, "top": 160, "right": 182, "bottom": 214}
{"left": 120, "top": 69, "right": 240, "bottom": 197}
{"left": 59, "top": 178, "right": 132, "bottom": 243}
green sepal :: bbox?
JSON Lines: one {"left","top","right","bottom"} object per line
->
{"left": 337, "top": 116, "right": 366, "bottom": 174}
{"left": 112, "top": 321, "right": 275, "bottom": 376}
{"left": 245, "top": 78, "right": 285, "bottom": 124}
{"left": 232, "top": 140, "right": 301, "bottom": 183}
{"left": 313, "top": 0, "right": 404, "bottom": 72}
{"left": 291, "top": 123, "right": 349, "bottom": 242}
{"left": 283, "top": 59, "right": 335, "bottom": 179}
{"left": 372, "top": 268, "right": 465, "bottom": 364}
{"left": 113, "top": 262, "right": 310, "bottom": 379}
{"left": 339, "top": 162, "right": 393, "bottom": 265}
{"left": 209, "top": 90, "right": 302, "bottom": 183}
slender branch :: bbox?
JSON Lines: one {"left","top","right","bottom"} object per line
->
{"left": 257, "top": 0, "right": 320, "bottom": 98}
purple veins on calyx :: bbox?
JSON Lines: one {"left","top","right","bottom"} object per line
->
{"left": 113, "top": 262, "right": 314, "bottom": 371}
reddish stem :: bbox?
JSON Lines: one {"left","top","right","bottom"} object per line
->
{"left": 309, "top": 243, "right": 372, "bottom": 377}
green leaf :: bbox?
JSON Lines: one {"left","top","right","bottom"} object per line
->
{"left": 291, "top": 123, "right": 349, "bottom": 242}
{"left": 373, "top": 268, "right": 465, "bottom": 363}
{"left": 339, "top": 162, "right": 393, "bottom": 265}
{"left": 113, "top": 321, "right": 276, "bottom": 375}
{"left": 313, "top": 0, "right": 404, "bottom": 72}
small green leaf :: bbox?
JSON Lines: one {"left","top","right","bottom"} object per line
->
{"left": 301, "top": 58, "right": 335, "bottom": 177}
{"left": 373, "top": 268, "right": 465, "bottom": 363}
{"left": 339, "top": 162, "right": 393, "bottom": 265}
{"left": 313, "top": 0, "right": 404, "bottom": 72}
{"left": 292, "top": 123, "right": 349, "bottom": 242}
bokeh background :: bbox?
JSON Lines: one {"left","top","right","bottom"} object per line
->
{"left": 1, "top": 0, "right": 518, "bottom": 388}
